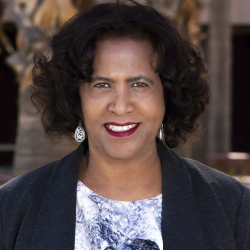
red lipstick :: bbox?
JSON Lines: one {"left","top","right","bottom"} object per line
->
{"left": 104, "top": 123, "right": 140, "bottom": 137}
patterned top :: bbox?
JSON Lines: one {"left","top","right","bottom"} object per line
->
{"left": 75, "top": 180, "right": 163, "bottom": 250}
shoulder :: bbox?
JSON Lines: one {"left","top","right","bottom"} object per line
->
{"left": 0, "top": 160, "right": 58, "bottom": 204}
{"left": 0, "top": 142, "right": 84, "bottom": 206}
{"left": 182, "top": 158, "right": 250, "bottom": 246}
{"left": 182, "top": 157, "right": 247, "bottom": 197}
{"left": 183, "top": 157, "right": 246, "bottom": 192}
{"left": 0, "top": 160, "right": 59, "bottom": 246}
{"left": 182, "top": 157, "right": 250, "bottom": 217}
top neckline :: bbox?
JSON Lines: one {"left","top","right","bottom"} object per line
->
{"left": 77, "top": 180, "right": 162, "bottom": 203}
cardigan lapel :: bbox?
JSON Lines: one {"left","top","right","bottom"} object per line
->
{"left": 156, "top": 139, "right": 205, "bottom": 250}
{"left": 30, "top": 138, "right": 205, "bottom": 249}
{"left": 29, "top": 140, "right": 88, "bottom": 250}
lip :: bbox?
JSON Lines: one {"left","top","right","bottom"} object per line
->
{"left": 104, "top": 123, "right": 140, "bottom": 137}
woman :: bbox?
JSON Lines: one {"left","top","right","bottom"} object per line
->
{"left": 0, "top": 1, "right": 249, "bottom": 249}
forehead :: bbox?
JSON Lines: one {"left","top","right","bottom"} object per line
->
{"left": 93, "top": 38, "right": 157, "bottom": 73}
{"left": 96, "top": 38, "right": 153, "bottom": 54}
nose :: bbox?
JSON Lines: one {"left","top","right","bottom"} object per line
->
{"left": 107, "top": 89, "right": 134, "bottom": 115}
{"left": 19, "top": 2, "right": 26, "bottom": 10}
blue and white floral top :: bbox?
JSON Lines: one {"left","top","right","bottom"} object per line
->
{"left": 75, "top": 180, "right": 163, "bottom": 250}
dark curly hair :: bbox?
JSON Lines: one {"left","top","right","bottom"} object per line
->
{"left": 31, "top": 0, "right": 210, "bottom": 148}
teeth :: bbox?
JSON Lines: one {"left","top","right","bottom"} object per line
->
{"left": 106, "top": 124, "right": 137, "bottom": 132}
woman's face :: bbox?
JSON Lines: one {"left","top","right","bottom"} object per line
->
{"left": 79, "top": 38, "right": 165, "bottom": 160}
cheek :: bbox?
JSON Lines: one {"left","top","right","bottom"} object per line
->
{"left": 80, "top": 95, "right": 95, "bottom": 122}
{"left": 79, "top": 87, "right": 92, "bottom": 122}
{"left": 80, "top": 89, "right": 107, "bottom": 125}
{"left": 136, "top": 89, "right": 165, "bottom": 123}
{"left": 146, "top": 84, "right": 165, "bottom": 111}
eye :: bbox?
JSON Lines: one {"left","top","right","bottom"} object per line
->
{"left": 132, "top": 82, "right": 148, "bottom": 88}
{"left": 94, "top": 83, "right": 111, "bottom": 88}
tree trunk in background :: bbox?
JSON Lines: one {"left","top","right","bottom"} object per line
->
{"left": 208, "top": 0, "right": 232, "bottom": 153}
{"left": 13, "top": 88, "right": 77, "bottom": 177}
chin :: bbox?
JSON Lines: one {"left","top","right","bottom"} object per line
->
{"left": 104, "top": 142, "right": 143, "bottom": 160}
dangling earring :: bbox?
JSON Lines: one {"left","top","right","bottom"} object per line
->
{"left": 159, "top": 123, "right": 164, "bottom": 140}
{"left": 75, "top": 121, "right": 86, "bottom": 142}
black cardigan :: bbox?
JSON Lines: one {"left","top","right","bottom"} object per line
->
{"left": 0, "top": 139, "right": 249, "bottom": 250}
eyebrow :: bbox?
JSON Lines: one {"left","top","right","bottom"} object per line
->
{"left": 126, "top": 76, "right": 154, "bottom": 85}
{"left": 90, "top": 77, "right": 114, "bottom": 83}
{"left": 90, "top": 75, "right": 154, "bottom": 84}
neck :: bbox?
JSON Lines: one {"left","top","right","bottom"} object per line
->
{"left": 79, "top": 142, "right": 162, "bottom": 201}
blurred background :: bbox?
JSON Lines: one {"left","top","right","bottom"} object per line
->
{"left": 0, "top": 0, "right": 249, "bottom": 186}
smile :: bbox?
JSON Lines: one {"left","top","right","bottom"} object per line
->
{"left": 104, "top": 123, "right": 140, "bottom": 137}
{"left": 106, "top": 124, "right": 137, "bottom": 132}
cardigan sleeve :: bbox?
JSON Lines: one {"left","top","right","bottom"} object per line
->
{"left": 235, "top": 187, "right": 250, "bottom": 249}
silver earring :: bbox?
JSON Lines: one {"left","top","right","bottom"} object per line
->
{"left": 159, "top": 123, "right": 164, "bottom": 140}
{"left": 75, "top": 121, "right": 86, "bottom": 142}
